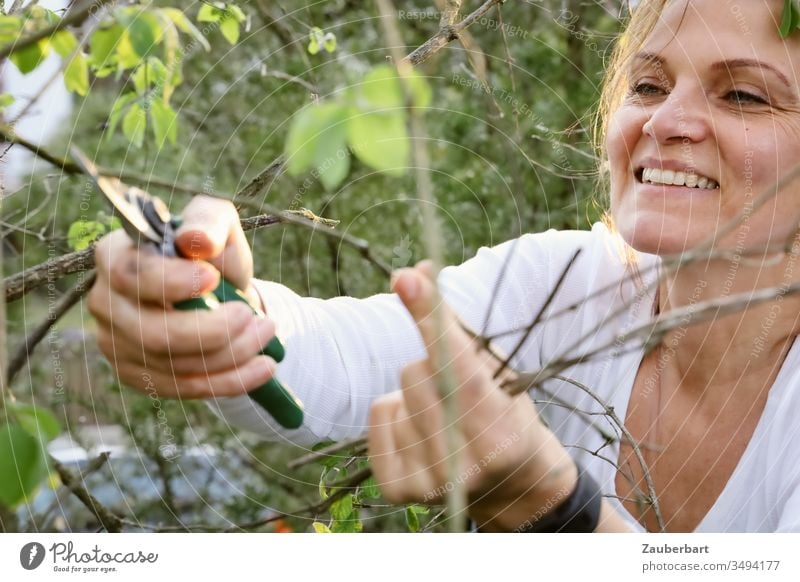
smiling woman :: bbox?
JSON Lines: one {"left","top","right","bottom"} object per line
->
{"left": 89, "top": 0, "right": 800, "bottom": 533}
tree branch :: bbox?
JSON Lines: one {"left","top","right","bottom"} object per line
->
{"left": 405, "top": 0, "right": 504, "bottom": 66}
{"left": 52, "top": 453, "right": 123, "bottom": 533}
{"left": 7, "top": 271, "right": 96, "bottom": 383}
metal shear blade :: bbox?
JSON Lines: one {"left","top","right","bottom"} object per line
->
{"left": 70, "top": 147, "right": 177, "bottom": 255}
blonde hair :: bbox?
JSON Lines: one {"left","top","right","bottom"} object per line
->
{"left": 593, "top": 0, "right": 670, "bottom": 268}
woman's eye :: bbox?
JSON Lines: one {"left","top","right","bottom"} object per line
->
{"left": 630, "top": 82, "right": 663, "bottom": 96}
{"left": 726, "top": 90, "right": 768, "bottom": 105}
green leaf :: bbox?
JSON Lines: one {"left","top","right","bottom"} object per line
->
{"left": 10, "top": 40, "right": 49, "bottom": 74}
{"left": 331, "top": 514, "right": 362, "bottom": 533}
{"left": 116, "top": 31, "right": 141, "bottom": 69}
{"left": 0, "top": 423, "right": 50, "bottom": 508}
{"left": 347, "top": 110, "right": 409, "bottom": 176}
{"left": 132, "top": 57, "right": 168, "bottom": 94}
{"left": 307, "top": 27, "right": 323, "bottom": 55}
{"left": 318, "top": 149, "right": 349, "bottom": 191}
{"left": 50, "top": 30, "right": 78, "bottom": 57}
{"left": 359, "top": 475, "right": 381, "bottom": 500}
{"left": 405, "top": 505, "right": 421, "bottom": 532}
{"left": 9, "top": 403, "right": 61, "bottom": 442}
{"left": 0, "top": 15, "right": 21, "bottom": 38}
{"left": 227, "top": 4, "right": 247, "bottom": 22}
{"left": 89, "top": 23, "right": 123, "bottom": 69}
{"left": 48, "top": 30, "right": 89, "bottom": 95}
{"left": 64, "top": 52, "right": 89, "bottom": 96}
{"left": 150, "top": 100, "right": 178, "bottom": 147}
{"left": 162, "top": 7, "right": 210, "bottom": 51}
{"left": 122, "top": 103, "right": 146, "bottom": 147}
{"left": 106, "top": 92, "right": 138, "bottom": 141}
{"left": 330, "top": 493, "right": 354, "bottom": 521}
{"left": 361, "top": 65, "right": 432, "bottom": 110}
{"left": 311, "top": 521, "right": 331, "bottom": 533}
{"left": 323, "top": 32, "right": 337, "bottom": 53}
{"left": 285, "top": 102, "right": 350, "bottom": 184}
{"left": 0, "top": 93, "right": 15, "bottom": 111}
{"left": 219, "top": 16, "right": 240, "bottom": 44}
{"left": 780, "top": 0, "right": 794, "bottom": 37}
{"left": 793, "top": 1, "right": 800, "bottom": 30}
{"left": 67, "top": 220, "right": 106, "bottom": 251}
{"left": 126, "top": 11, "right": 162, "bottom": 57}
{"left": 330, "top": 493, "right": 362, "bottom": 533}
{"left": 197, "top": 4, "right": 223, "bottom": 23}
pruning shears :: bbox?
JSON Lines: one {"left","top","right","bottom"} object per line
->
{"left": 71, "top": 147, "right": 304, "bottom": 429}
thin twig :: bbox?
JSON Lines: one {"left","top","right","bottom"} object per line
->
{"left": 551, "top": 374, "right": 665, "bottom": 531}
{"left": 493, "top": 248, "right": 582, "bottom": 379}
{"left": 287, "top": 435, "right": 368, "bottom": 470}
{"left": 405, "top": 0, "right": 504, "bottom": 66}
{"left": 52, "top": 453, "right": 123, "bottom": 533}
{"left": 7, "top": 271, "right": 96, "bottom": 383}
{"left": 378, "top": 0, "right": 466, "bottom": 532}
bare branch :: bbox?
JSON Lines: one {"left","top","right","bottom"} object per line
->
{"left": 405, "top": 0, "right": 504, "bottom": 66}
{"left": 549, "top": 375, "right": 664, "bottom": 531}
{"left": 4, "top": 247, "right": 94, "bottom": 303}
{"left": 52, "top": 453, "right": 123, "bottom": 533}
{"left": 7, "top": 270, "right": 97, "bottom": 383}
{"left": 287, "top": 436, "right": 368, "bottom": 470}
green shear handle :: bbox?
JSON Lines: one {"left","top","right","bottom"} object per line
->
{"left": 175, "top": 277, "right": 304, "bottom": 429}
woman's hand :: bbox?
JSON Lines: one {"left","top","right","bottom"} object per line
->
{"left": 368, "top": 262, "right": 578, "bottom": 531}
{"left": 88, "top": 195, "right": 277, "bottom": 400}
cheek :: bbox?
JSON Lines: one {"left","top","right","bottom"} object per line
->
{"left": 606, "top": 106, "right": 646, "bottom": 189}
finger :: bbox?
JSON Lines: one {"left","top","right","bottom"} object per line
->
{"left": 391, "top": 262, "right": 467, "bottom": 360}
{"left": 368, "top": 394, "right": 404, "bottom": 496}
{"left": 96, "top": 292, "right": 259, "bottom": 356}
{"left": 112, "top": 355, "right": 276, "bottom": 400}
{"left": 105, "top": 317, "right": 277, "bottom": 376}
{"left": 368, "top": 394, "right": 437, "bottom": 504}
{"left": 95, "top": 230, "right": 219, "bottom": 306}
{"left": 399, "top": 359, "right": 447, "bottom": 448}
{"left": 175, "top": 196, "right": 253, "bottom": 290}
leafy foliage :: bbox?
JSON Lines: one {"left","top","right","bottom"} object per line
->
{"left": 0, "top": 405, "right": 60, "bottom": 508}
{"left": 780, "top": 0, "right": 800, "bottom": 38}
{"left": 285, "top": 65, "right": 432, "bottom": 190}
{"left": 3, "top": 0, "right": 631, "bottom": 532}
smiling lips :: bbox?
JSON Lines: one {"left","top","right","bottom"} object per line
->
{"left": 638, "top": 167, "right": 719, "bottom": 190}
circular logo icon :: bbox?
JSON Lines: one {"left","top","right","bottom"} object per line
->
{"left": 20, "top": 542, "right": 46, "bottom": 570}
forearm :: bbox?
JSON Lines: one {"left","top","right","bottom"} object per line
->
{"left": 207, "top": 278, "right": 426, "bottom": 444}
{"left": 469, "top": 429, "right": 632, "bottom": 533}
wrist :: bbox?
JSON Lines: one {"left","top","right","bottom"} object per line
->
{"left": 469, "top": 428, "right": 579, "bottom": 532}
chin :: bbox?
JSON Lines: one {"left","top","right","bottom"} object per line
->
{"left": 614, "top": 214, "right": 703, "bottom": 256}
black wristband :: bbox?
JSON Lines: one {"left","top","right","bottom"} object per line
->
{"left": 515, "top": 462, "right": 603, "bottom": 533}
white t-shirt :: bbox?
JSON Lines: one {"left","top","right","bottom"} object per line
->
{"left": 208, "top": 222, "right": 800, "bottom": 532}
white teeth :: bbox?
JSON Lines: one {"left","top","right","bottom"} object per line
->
{"left": 640, "top": 167, "right": 717, "bottom": 189}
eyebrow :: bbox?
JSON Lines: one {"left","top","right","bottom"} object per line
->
{"left": 634, "top": 52, "right": 792, "bottom": 89}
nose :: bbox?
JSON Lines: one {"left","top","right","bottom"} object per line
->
{"left": 642, "top": 84, "right": 711, "bottom": 145}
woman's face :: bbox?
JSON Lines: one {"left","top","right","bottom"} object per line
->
{"left": 607, "top": 0, "right": 800, "bottom": 255}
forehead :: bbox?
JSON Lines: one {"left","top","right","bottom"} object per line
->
{"left": 639, "top": 0, "right": 798, "bottom": 72}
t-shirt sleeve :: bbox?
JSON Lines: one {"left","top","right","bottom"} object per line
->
{"left": 776, "top": 478, "right": 800, "bottom": 532}
{"left": 207, "top": 228, "right": 578, "bottom": 445}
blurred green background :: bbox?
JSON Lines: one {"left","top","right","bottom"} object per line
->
{"left": 3, "top": 0, "right": 625, "bottom": 532}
